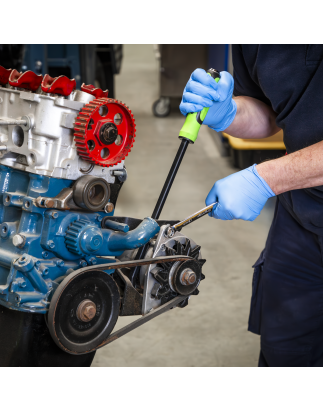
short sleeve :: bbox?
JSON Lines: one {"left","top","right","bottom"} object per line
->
{"left": 232, "top": 45, "right": 271, "bottom": 106}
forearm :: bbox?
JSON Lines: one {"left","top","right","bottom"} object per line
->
{"left": 257, "top": 140, "right": 323, "bottom": 195}
{"left": 224, "top": 96, "right": 281, "bottom": 138}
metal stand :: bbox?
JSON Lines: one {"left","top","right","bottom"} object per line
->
{"left": 0, "top": 305, "right": 95, "bottom": 366}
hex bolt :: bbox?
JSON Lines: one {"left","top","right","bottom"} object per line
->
{"left": 51, "top": 211, "right": 59, "bottom": 219}
{"left": 76, "top": 299, "right": 97, "bottom": 322}
{"left": 35, "top": 260, "right": 41, "bottom": 269}
{"left": 180, "top": 268, "right": 197, "bottom": 286}
{"left": 42, "top": 251, "right": 49, "bottom": 258}
{"left": 13, "top": 234, "right": 25, "bottom": 248}
{"left": 89, "top": 257, "right": 97, "bottom": 265}
{"left": 18, "top": 280, "right": 26, "bottom": 288}
{"left": 80, "top": 260, "right": 87, "bottom": 267}
{"left": 47, "top": 240, "right": 55, "bottom": 249}
{"left": 56, "top": 260, "right": 64, "bottom": 267}
{"left": 96, "top": 215, "right": 103, "bottom": 222}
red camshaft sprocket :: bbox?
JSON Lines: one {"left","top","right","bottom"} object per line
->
{"left": 74, "top": 98, "right": 136, "bottom": 167}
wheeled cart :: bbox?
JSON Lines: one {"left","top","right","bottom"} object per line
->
{"left": 152, "top": 45, "right": 208, "bottom": 117}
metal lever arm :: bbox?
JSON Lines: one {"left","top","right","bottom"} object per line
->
{"left": 167, "top": 202, "right": 218, "bottom": 237}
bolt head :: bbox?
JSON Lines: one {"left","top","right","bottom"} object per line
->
{"left": 47, "top": 240, "right": 55, "bottom": 249}
{"left": 98, "top": 122, "right": 118, "bottom": 145}
{"left": 104, "top": 202, "right": 114, "bottom": 213}
{"left": 76, "top": 299, "right": 97, "bottom": 322}
{"left": 13, "top": 234, "right": 24, "bottom": 247}
{"left": 180, "top": 268, "right": 197, "bottom": 286}
{"left": 45, "top": 200, "right": 55, "bottom": 208}
{"left": 166, "top": 227, "right": 175, "bottom": 238}
{"left": 18, "top": 280, "right": 26, "bottom": 288}
{"left": 89, "top": 257, "right": 97, "bottom": 265}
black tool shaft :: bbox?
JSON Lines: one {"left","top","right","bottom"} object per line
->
{"left": 130, "top": 139, "right": 190, "bottom": 282}
{"left": 151, "top": 138, "right": 189, "bottom": 219}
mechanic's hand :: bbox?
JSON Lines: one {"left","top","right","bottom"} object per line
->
{"left": 179, "top": 69, "right": 237, "bottom": 132}
{"left": 205, "top": 164, "right": 275, "bottom": 221}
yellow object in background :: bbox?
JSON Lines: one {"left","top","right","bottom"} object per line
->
{"left": 223, "top": 130, "right": 285, "bottom": 150}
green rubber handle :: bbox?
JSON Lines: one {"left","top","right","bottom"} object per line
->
{"left": 179, "top": 68, "right": 220, "bottom": 143}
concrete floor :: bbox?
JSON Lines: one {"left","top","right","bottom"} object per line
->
{"left": 92, "top": 45, "right": 276, "bottom": 367}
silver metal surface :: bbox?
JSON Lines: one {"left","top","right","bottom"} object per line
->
{"left": 141, "top": 224, "right": 201, "bottom": 315}
{"left": 12, "top": 234, "right": 24, "bottom": 247}
{"left": 0, "top": 86, "right": 125, "bottom": 181}
{"left": 0, "top": 120, "right": 27, "bottom": 126}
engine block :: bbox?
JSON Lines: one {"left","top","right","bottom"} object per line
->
{"left": 0, "top": 67, "right": 159, "bottom": 314}
{"left": 0, "top": 66, "right": 206, "bottom": 360}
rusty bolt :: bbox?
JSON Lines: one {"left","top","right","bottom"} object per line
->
{"left": 104, "top": 202, "right": 114, "bottom": 213}
{"left": 76, "top": 299, "right": 97, "bottom": 322}
{"left": 180, "top": 268, "right": 197, "bottom": 286}
{"left": 45, "top": 199, "right": 55, "bottom": 208}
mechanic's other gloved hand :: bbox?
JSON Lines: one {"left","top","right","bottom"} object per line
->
{"left": 205, "top": 164, "right": 276, "bottom": 221}
{"left": 179, "top": 69, "right": 237, "bottom": 132}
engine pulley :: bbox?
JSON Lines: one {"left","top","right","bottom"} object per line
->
{"left": 48, "top": 269, "right": 120, "bottom": 355}
{"left": 74, "top": 98, "right": 136, "bottom": 167}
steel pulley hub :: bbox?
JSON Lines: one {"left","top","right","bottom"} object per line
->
{"left": 48, "top": 269, "right": 120, "bottom": 355}
{"left": 74, "top": 98, "right": 136, "bottom": 167}
{"left": 173, "top": 260, "right": 202, "bottom": 296}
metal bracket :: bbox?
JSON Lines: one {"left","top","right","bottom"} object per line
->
{"left": 116, "top": 269, "right": 143, "bottom": 316}
{"left": 35, "top": 187, "right": 82, "bottom": 211}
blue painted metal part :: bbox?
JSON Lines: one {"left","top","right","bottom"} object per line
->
{"left": 0, "top": 166, "right": 159, "bottom": 314}
{"left": 104, "top": 219, "right": 129, "bottom": 233}
{"left": 107, "top": 218, "right": 160, "bottom": 252}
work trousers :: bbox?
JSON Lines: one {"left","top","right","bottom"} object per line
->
{"left": 249, "top": 198, "right": 323, "bottom": 366}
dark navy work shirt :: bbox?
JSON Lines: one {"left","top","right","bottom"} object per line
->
{"left": 232, "top": 45, "right": 323, "bottom": 234}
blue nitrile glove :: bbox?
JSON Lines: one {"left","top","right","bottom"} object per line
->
{"left": 205, "top": 164, "right": 275, "bottom": 221}
{"left": 179, "top": 69, "right": 237, "bottom": 132}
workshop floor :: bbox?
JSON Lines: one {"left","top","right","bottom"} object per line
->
{"left": 92, "top": 45, "right": 275, "bottom": 367}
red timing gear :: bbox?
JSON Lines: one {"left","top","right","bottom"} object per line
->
{"left": 74, "top": 98, "right": 136, "bottom": 167}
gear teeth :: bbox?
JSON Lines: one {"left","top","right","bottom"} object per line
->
{"left": 73, "top": 97, "right": 136, "bottom": 167}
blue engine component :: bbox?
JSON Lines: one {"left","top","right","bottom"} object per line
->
{"left": 0, "top": 165, "right": 159, "bottom": 314}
